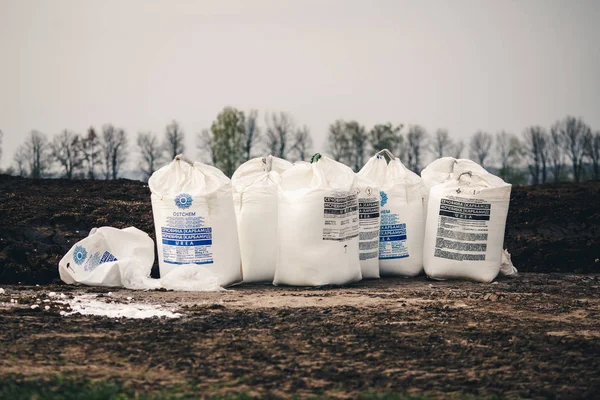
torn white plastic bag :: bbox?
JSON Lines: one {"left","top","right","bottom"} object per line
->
{"left": 59, "top": 227, "right": 226, "bottom": 291}
{"left": 501, "top": 249, "right": 518, "bottom": 276}
{"left": 58, "top": 227, "right": 159, "bottom": 290}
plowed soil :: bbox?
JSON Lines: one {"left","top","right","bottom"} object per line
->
{"left": 0, "top": 176, "right": 599, "bottom": 398}
{"left": 0, "top": 175, "right": 598, "bottom": 283}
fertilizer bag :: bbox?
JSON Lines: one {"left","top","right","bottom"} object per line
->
{"left": 148, "top": 155, "right": 242, "bottom": 287}
{"left": 422, "top": 160, "right": 511, "bottom": 282}
{"left": 355, "top": 174, "right": 381, "bottom": 279}
{"left": 274, "top": 155, "right": 362, "bottom": 286}
{"left": 59, "top": 227, "right": 157, "bottom": 290}
{"left": 421, "top": 157, "right": 489, "bottom": 221}
{"left": 358, "top": 150, "right": 425, "bottom": 277}
{"left": 232, "top": 155, "right": 293, "bottom": 282}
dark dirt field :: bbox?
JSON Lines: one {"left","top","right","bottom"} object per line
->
{"left": 0, "top": 175, "right": 599, "bottom": 283}
{"left": 1, "top": 275, "right": 599, "bottom": 398}
{"left": 1, "top": 176, "right": 599, "bottom": 398}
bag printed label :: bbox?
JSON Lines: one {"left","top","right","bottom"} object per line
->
{"left": 160, "top": 210, "right": 214, "bottom": 265}
{"left": 358, "top": 196, "right": 379, "bottom": 260}
{"left": 434, "top": 197, "right": 490, "bottom": 261}
{"left": 379, "top": 212, "right": 408, "bottom": 260}
{"left": 72, "top": 244, "right": 118, "bottom": 273}
{"left": 323, "top": 192, "right": 359, "bottom": 241}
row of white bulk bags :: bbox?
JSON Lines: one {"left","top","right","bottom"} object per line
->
{"left": 359, "top": 150, "right": 425, "bottom": 277}
{"left": 274, "top": 155, "right": 363, "bottom": 286}
{"left": 148, "top": 155, "right": 242, "bottom": 287}
{"left": 231, "top": 156, "right": 293, "bottom": 283}
{"left": 421, "top": 158, "right": 512, "bottom": 283}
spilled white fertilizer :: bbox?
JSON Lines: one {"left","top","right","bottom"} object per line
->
{"left": 0, "top": 288, "right": 5, "bottom": 294}
{"left": 59, "top": 294, "right": 181, "bottom": 319}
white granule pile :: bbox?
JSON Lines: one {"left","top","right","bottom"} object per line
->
{"left": 59, "top": 295, "right": 180, "bottom": 319}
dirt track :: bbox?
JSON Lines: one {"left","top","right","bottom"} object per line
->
{"left": 1, "top": 274, "right": 599, "bottom": 398}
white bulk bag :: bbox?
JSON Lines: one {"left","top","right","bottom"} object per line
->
{"left": 274, "top": 154, "right": 362, "bottom": 286}
{"left": 421, "top": 157, "right": 489, "bottom": 221}
{"left": 232, "top": 155, "right": 293, "bottom": 283}
{"left": 422, "top": 163, "right": 511, "bottom": 283}
{"left": 356, "top": 175, "right": 380, "bottom": 279}
{"left": 148, "top": 155, "right": 242, "bottom": 287}
{"left": 358, "top": 150, "right": 425, "bottom": 277}
{"left": 59, "top": 227, "right": 158, "bottom": 290}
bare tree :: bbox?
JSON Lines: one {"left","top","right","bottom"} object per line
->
{"left": 81, "top": 127, "right": 101, "bottom": 179}
{"left": 265, "top": 111, "right": 295, "bottom": 159}
{"left": 164, "top": 120, "right": 185, "bottom": 160}
{"left": 407, "top": 125, "right": 428, "bottom": 173}
{"left": 243, "top": 109, "right": 261, "bottom": 161}
{"left": 586, "top": 131, "right": 600, "bottom": 180}
{"left": 23, "top": 130, "right": 49, "bottom": 178}
{"left": 548, "top": 123, "right": 565, "bottom": 182}
{"left": 290, "top": 125, "right": 313, "bottom": 162}
{"left": 101, "top": 125, "right": 128, "bottom": 180}
{"left": 495, "top": 131, "right": 522, "bottom": 181}
{"left": 327, "top": 120, "right": 351, "bottom": 163}
{"left": 451, "top": 140, "right": 465, "bottom": 159}
{"left": 50, "top": 130, "right": 84, "bottom": 179}
{"left": 429, "top": 129, "right": 453, "bottom": 158}
{"left": 523, "top": 126, "right": 548, "bottom": 184}
{"left": 368, "top": 123, "right": 403, "bottom": 161}
{"left": 556, "top": 116, "right": 590, "bottom": 182}
{"left": 137, "top": 132, "right": 162, "bottom": 180}
{"left": 13, "top": 145, "right": 28, "bottom": 176}
{"left": 469, "top": 131, "right": 493, "bottom": 168}
{"left": 197, "top": 128, "right": 217, "bottom": 165}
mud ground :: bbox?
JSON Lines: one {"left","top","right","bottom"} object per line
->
{"left": 0, "top": 175, "right": 599, "bottom": 284}
{"left": 1, "top": 274, "right": 599, "bottom": 398}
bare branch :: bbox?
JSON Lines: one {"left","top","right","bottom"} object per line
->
{"left": 290, "top": 125, "right": 313, "bottom": 162}
{"left": 469, "top": 131, "right": 493, "bottom": 168}
{"left": 495, "top": 130, "right": 523, "bottom": 182}
{"left": 164, "top": 120, "right": 185, "bottom": 160}
{"left": 523, "top": 126, "right": 549, "bottom": 184}
{"left": 137, "top": 131, "right": 162, "bottom": 180}
{"left": 557, "top": 116, "right": 590, "bottom": 182}
{"left": 429, "top": 129, "right": 453, "bottom": 159}
{"left": 244, "top": 109, "right": 261, "bottom": 161}
{"left": 407, "top": 125, "right": 428, "bottom": 172}
{"left": 265, "top": 112, "right": 295, "bottom": 159}
{"left": 50, "top": 130, "right": 84, "bottom": 179}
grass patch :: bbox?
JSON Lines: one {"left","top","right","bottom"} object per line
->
{"left": 0, "top": 375, "right": 494, "bottom": 400}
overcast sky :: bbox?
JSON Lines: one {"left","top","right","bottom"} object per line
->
{"left": 0, "top": 0, "right": 599, "bottom": 168}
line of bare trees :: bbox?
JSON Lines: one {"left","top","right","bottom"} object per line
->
{"left": 6, "top": 121, "right": 183, "bottom": 181}
{"left": 2, "top": 113, "right": 598, "bottom": 184}
{"left": 325, "top": 116, "right": 600, "bottom": 183}
{"left": 2, "top": 108, "right": 314, "bottom": 180}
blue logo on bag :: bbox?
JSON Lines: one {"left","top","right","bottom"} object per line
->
{"left": 175, "top": 193, "right": 193, "bottom": 209}
{"left": 380, "top": 191, "right": 388, "bottom": 207}
{"left": 74, "top": 245, "right": 87, "bottom": 265}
